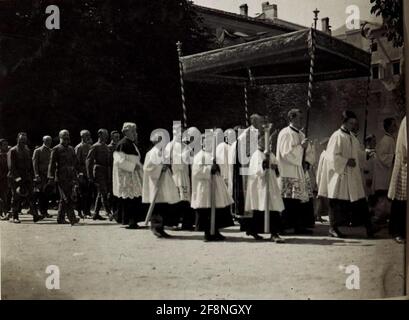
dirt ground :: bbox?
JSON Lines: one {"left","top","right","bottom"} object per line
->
{"left": 0, "top": 211, "right": 405, "bottom": 300}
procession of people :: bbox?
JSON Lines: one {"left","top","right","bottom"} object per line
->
{"left": 0, "top": 110, "right": 406, "bottom": 244}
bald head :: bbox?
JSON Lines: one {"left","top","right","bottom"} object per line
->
{"left": 80, "top": 130, "right": 91, "bottom": 144}
{"left": 59, "top": 130, "right": 70, "bottom": 146}
{"left": 43, "top": 135, "right": 52, "bottom": 148}
{"left": 250, "top": 114, "right": 265, "bottom": 131}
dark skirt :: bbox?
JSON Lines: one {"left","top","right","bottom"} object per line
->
{"left": 389, "top": 200, "right": 406, "bottom": 238}
{"left": 151, "top": 203, "right": 182, "bottom": 231}
{"left": 301, "top": 198, "right": 315, "bottom": 228}
{"left": 282, "top": 198, "right": 313, "bottom": 230}
{"left": 164, "top": 201, "right": 195, "bottom": 228}
{"left": 329, "top": 198, "right": 371, "bottom": 228}
{"left": 195, "top": 207, "right": 234, "bottom": 232}
{"left": 239, "top": 211, "right": 282, "bottom": 234}
{"left": 115, "top": 197, "right": 146, "bottom": 225}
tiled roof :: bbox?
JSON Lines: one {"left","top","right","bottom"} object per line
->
{"left": 192, "top": 4, "right": 305, "bottom": 32}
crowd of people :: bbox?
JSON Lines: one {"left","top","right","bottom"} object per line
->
{"left": 0, "top": 109, "right": 406, "bottom": 243}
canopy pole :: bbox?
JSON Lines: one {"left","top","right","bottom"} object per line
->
{"left": 176, "top": 41, "right": 187, "bottom": 129}
{"left": 244, "top": 86, "right": 249, "bottom": 127}
{"left": 243, "top": 68, "right": 255, "bottom": 127}
{"left": 363, "top": 39, "right": 374, "bottom": 144}
{"left": 305, "top": 28, "right": 316, "bottom": 137}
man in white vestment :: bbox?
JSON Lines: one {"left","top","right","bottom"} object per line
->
{"left": 143, "top": 133, "right": 180, "bottom": 238}
{"left": 165, "top": 123, "right": 194, "bottom": 230}
{"left": 216, "top": 128, "right": 235, "bottom": 197}
{"left": 231, "top": 114, "right": 264, "bottom": 217}
{"left": 370, "top": 118, "right": 397, "bottom": 226}
{"left": 318, "top": 111, "right": 374, "bottom": 238}
{"left": 191, "top": 132, "right": 234, "bottom": 242}
{"left": 276, "top": 109, "right": 313, "bottom": 235}
{"left": 388, "top": 116, "right": 407, "bottom": 244}
{"left": 244, "top": 135, "right": 285, "bottom": 242}
{"left": 112, "top": 122, "right": 144, "bottom": 229}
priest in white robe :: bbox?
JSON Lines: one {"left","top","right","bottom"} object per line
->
{"left": 216, "top": 129, "right": 235, "bottom": 197}
{"left": 276, "top": 109, "right": 313, "bottom": 235}
{"left": 231, "top": 114, "right": 265, "bottom": 217}
{"left": 315, "top": 138, "right": 330, "bottom": 222}
{"left": 244, "top": 136, "right": 285, "bottom": 242}
{"left": 191, "top": 132, "right": 234, "bottom": 242}
{"left": 368, "top": 118, "right": 397, "bottom": 227}
{"left": 112, "top": 122, "right": 144, "bottom": 229}
{"left": 374, "top": 118, "right": 397, "bottom": 193}
{"left": 318, "top": 111, "right": 374, "bottom": 238}
{"left": 164, "top": 123, "right": 194, "bottom": 230}
{"left": 388, "top": 116, "right": 406, "bottom": 243}
{"left": 143, "top": 133, "right": 180, "bottom": 238}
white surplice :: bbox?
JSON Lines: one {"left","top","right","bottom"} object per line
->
{"left": 316, "top": 150, "right": 328, "bottom": 196}
{"left": 164, "top": 139, "right": 191, "bottom": 202}
{"left": 276, "top": 126, "right": 309, "bottom": 202}
{"left": 373, "top": 133, "right": 396, "bottom": 192}
{"left": 216, "top": 142, "right": 234, "bottom": 197}
{"left": 245, "top": 149, "right": 284, "bottom": 212}
{"left": 388, "top": 117, "right": 407, "bottom": 201}
{"left": 191, "top": 149, "right": 234, "bottom": 209}
{"left": 318, "top": 128, "right": 365, "bottom": 202}
{"left": 112, "top": 149, "right": 143, "bottom": 199}
{"left": 142, "top": 146, "right": 180, "bottom": 204}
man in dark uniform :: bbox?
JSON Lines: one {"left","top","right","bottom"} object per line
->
{"left": 86, "top": 129, "right": 113, "bottom": 221}
{"left": 75, "top": 129, "right": 92, "bottom": 218}
{"left": 33, "top": 136, "right": 53, "bottom": 218}
{"left": 7, "top": 132, "right": 41, "bottom": 223}
{"left": 0, "top": 139, "right": 10, "bottom": 218}
{"left": 107, "top": 130, "right": 120, "bottom": 215}
{"left": 108, "top": 130, "right": 121, "bottom": 154}
{"left": 48, "top": 130, "right": 80, "bottom": 225}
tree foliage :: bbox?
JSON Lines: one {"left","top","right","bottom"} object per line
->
{"left": 370, "top": 0, "right": 404, "bottom": 47}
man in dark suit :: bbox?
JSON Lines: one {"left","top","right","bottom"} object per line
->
{"left": 75, "top": 129, "right": 93, "bottom": 218}
{"left": 7, "top": 132, "right": 41, "bottom": 223}
{"left": 48, "top": 130, "right": 80, "bottom": 225}
{"left": 33, "top": 136, "right": 53, "bottom": 218}
{"left": 86, "top": 129, "right": 113, "bottom": 221}
{"left": 0, "top": 139, "right": 10, "bottom": 219}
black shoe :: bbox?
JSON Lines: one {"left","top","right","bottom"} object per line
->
{"left": 204, "top": 235, "right": 218, "bottom": 242}
{"left": 12, "top": 218, "right": 21, "bottom": 224}
{"left": 160, "top": 230, "right": 172, "bottom": 238}
{"left": 57, "top": 220, "right": 69, "bottom": 224}
{"left": 93, "top": 214, "right": 107, "bottom": 221}
{"left": 44, "top": 213, "right": 53, "bottom": 219}
{"left": 33, "top": 215, "right": 41, "bottom": 223}
{"left": 246, "top": 231, "right": 263, "bottom": 241}
{"left": 215, "top": 232, "right": 226, "bottom": 241}
{"left": 152, "top": 230, "right": 164, "bottom": 238}
{"left": 70, "top": 218, "right": 80, "bottom": 226}
{"left": 329, "top": 228, "right": 344, "bottom": 238}
{"left": 394, "top": 236, "right": 405, "bottom": 244}
{"left": 108, "top": 213, "right": 114, "bottom": 221}
{"left": 271, "top": 234, "right": 285, "bottom": 243}
{"left": 126, "top": 224, "right": 140, "bottom": 230}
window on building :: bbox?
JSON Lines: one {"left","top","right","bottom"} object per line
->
{"left": 372, "top": 65, "right": 380, "bottom": 79}
{"left": 392, "top": 60, "right": 401, "bottom": 75}
{"left": 371, "top": 42, "right": 378, "bottom": 52}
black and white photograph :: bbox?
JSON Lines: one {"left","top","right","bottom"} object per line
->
{"left": 0, "top": 0, "right": 408, "bottom": 302}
